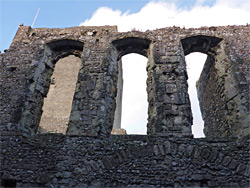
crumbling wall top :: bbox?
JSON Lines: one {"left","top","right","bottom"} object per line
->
{"left": 0, "top": 24, "right": 249, "bottom": 138}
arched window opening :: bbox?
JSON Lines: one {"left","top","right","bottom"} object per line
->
{"left": 185, "top": 52, "right": 207, "bottom": 138}
{"left": 39, "top": 55, "right": 81, "bottom": 134}
{"left": 120, "top": 53, "right": 148, "bottom": 134}
{"left": 181, "top": 35, "right": 222, "bottom": 138}
{"left": 111, "top": 37, "right": 151, "bottom": 135}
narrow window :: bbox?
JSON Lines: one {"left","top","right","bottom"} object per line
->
{"left": 39, "top": 55, "right": 81, "bottom": 134}
{"left": 185, "top": 52, "right": 207, "bottom": 138}
{"left": 121, "top": 53, "right": 148, "bottom": 134}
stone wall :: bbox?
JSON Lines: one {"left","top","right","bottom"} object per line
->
{"left": 1, "top": 24, "right": 249, "bottom": 138}
{"left": 1, "top": 134, "right": 250, "bottom": 187}
{"left": 0, "top": 24, "right": 249, "bottom": 187}
{"left": 1, "top": 134, "right": 249, "bottom": 187}
{"left": 196, "top": 32, "right": 250, "bottom": 138}
{"left": 0, "top": 25, "right": 118, "bottom": 136}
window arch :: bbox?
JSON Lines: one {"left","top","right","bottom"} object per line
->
{"left": 112, "top": 37, "right": 151, "bottom": 59}
{"left": 181, "top": 35, "right": 222, "bottom": 55}
{"left": 39, "top": 55, "right": 81, "bottom": 134}
{"left": 111, "top": 37, "right": 151, "bottom": 135}
{"left": 181, "top": 35, "right": 223, "bottom": 137}
{"left": 18, "top": 39, "right": 83, "bottom": 135}
{"left": 120, "top": 53, "right": 148, "bottom": 134}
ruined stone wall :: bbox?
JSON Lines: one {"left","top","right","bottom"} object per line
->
{"left": 1, "top": 24, "right": 249, "bottom": 138}
{"left": 0, "top": 25, "right": 249, "bottom": 187}
{"left": 196, "top": 27, "right": 250, "bottom": 138}
{"left": 0, "top": 25, "right": 118, "bottom": 136}
{"left": 1, "top": 134, "right": 249, "bottom": 188}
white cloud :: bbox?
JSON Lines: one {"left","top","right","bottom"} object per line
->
{"left": 215, "top": 0, "right": 250, "bottom": 11}
{"left": 81, "top": 0, "right": 250, "bottom": 31}
{"left": 80, "top": 0, "right": 250, "bottom": 137}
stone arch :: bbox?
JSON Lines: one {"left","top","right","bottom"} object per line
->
{"left": 47, "top": 39, "right": 83, "bottom": 62}
{"left": 181, "top": 35, "right": 223, "bottom": 56}
{"left": 18, "top": 39, "right": 84, "bottom": 136}
{"left": 110, "top": 37, "right": 152, "bottom": 134}
{"left": 112, "top": 37, "right": 151, "bottom": 60}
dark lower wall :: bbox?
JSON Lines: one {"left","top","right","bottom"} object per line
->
{"left": 1, "top": 134, "right": 249, "bottom": 188}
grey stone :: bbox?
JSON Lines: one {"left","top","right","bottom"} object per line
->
{"left": 228, "top": 159, "right": 238, "bottom": 170}
{"left": 236, "top": 163, "right": 246, "bottom": 175}
{"left": 164, "top": 141, "right": 171, "bottom": 154}
{"left": 244, "top": 165, "right": 250, "bottom": 177}
{"left": 222, "top": 156, "right": 231, "bottom": 167}
{"left": 1, "top": 24, "right": 249, "bottom": 188}
{"left": 153, "top": 145, "right": 159, "bottom": 155}
{"left": 215, "top": 153, "right": 224, "bottom": 165}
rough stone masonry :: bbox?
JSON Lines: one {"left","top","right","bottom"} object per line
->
{"left": 0, "top": 24, "right": 249, "bottom": 187}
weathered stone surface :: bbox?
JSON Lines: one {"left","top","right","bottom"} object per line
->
{"left": 196, "top": 37, "right": 250, "bottom": 138}
{"left": 0, "top": 135, "right": 249, "bottom": 187}
{"left": 111, "top": 128, "right": 127, "bottom": 135}
{"left": 0, "top": 24, "right": 249, "bottom": 187}
{"left": 1, "top": 24, "right": 249, "bottom": 138}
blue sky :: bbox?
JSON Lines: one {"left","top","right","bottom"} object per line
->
{"left": 0, "top": 0, "right": 145, "bottom": 51}
{"left": 0, "top": 0, "right": 149, "bottom": 51}
{"left": 1, "top": 0, "right": 249, "bottom": 136}
{"left": 0, "top": 0, "right": 218, "bottom": 52}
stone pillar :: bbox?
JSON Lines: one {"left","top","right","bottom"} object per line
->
{"left": 111, "top": 60, "right": 127, "bottom": 135}
{"left": 67, "top": 44, "right": 119, "bottom": 137}
{"left": 147, "top": 41, "right": 192, "bottom": 136}
{"left": 113, "top": 60, "right": 123, "bottom": 129}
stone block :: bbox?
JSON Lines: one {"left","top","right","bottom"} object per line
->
{"left": 215, "top": 153, "right": 224, "bottom": 165}
{"left": 102, "top": 157, "right": 112, "bottom": 170}
{"left": 222, "top": 156, "right": 231, "bottom": 167}
{"left": 164, "top": 141, "right": 171, "bottom": 154}
{"left": 153, "top": 145, "right": 159, "bottom": 155}
{"left": 207, "top": 180, "right": 218, "bottom": 187}
{"left": 63, "top": 171, "right": 72, "bottom": 178}
{"left": 236, "top": 163, "right": 246, "bottom": 175}
{"left": 186, "top": 145, "right": 194, "bottom": 157}
{"left": 201, "top": 148, "right": 210, "bottom": 159}
{"left": 160, "top": 55, "right": 181, "bottom": 63}
{"left": 228, "top": 159, "right": 238, "bottom": 170}
{"left": 193, "top": 146, "right": 202, "bottom": 159}
{"left": 244, "top": 165, "right": 250, "bottom": 177}
{"left": 166, "top": 84, "right": 177, "bottom": 94}
{"left": 158, "top": 145, "right": 165, "bottom": 155}
{"left": 207, "top": 151, "right": 218, "bottom": 163}
{"left": 35, "top": 83, "right": 44, "bottom": 95}
{"left": 111, "top": 128, "right": 127, "bottom": 135}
